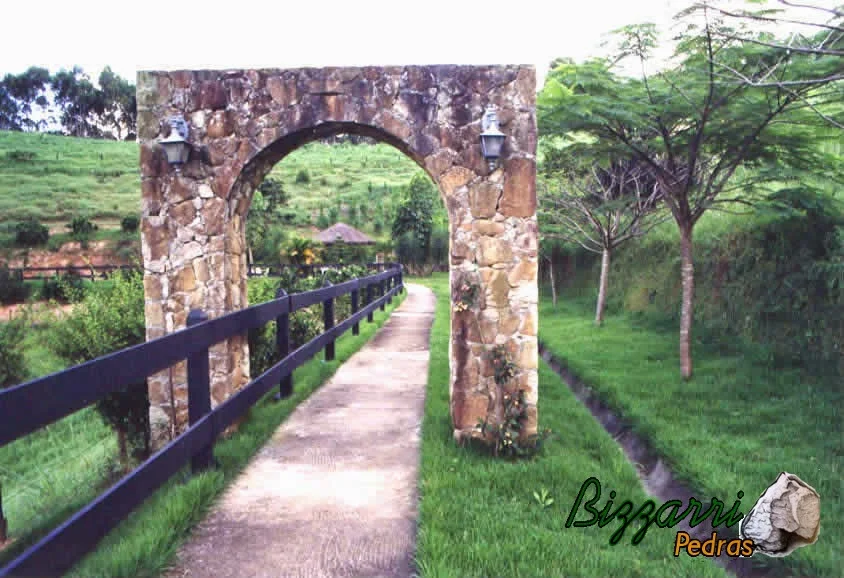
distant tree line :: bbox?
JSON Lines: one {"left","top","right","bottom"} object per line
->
{"left": 0, "top": 65, "right": 137, "bottom": 140}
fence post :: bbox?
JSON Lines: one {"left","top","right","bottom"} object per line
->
{"left": 351, "top": 280, "right": 360, "bottom": 336}
{"left": 387, "top": 274, "right": 393, "bottom": 305}
{"left": 379, "top": 278, "right": 386, "bottom": 311}
{"left": 187, "top": 309, "right": 213, "bottom": 473}
{"left": 398, "top": 266, "right": 404, "bottom": 294}
{"left": 366, "top": 281, "right": 374, "bottom": 323}
{"left": 323, "top": 280, "right": 335, "bottom": 362}
{"left": 274, "top": 287, "right": 292, "bottom": 400}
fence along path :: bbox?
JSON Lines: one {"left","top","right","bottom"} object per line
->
{"left": 0, "top": 266, "right": 403, "bottom": 577}
{"left": 161, "top": 283, "right": 435, "bottom": 578}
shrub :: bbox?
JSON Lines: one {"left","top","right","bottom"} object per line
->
{"left": 14, "top": 218, "right": 49, "bottom": 246}
{"left": 295, "top": 169, "right": 310, "bottom": 184}
{"left": 39, "top": 268, "right": 85, "bottom": 303}
{"left": 67, "top": 215, "right": 98, "bottom": 247}
{"left": 246, "top": 277, "right": 281, "bottom": 377}
{"left": 316, "top": 208, "right": 330, "bottom": 230}
{"left": 5, "top": 150, "right": 36, "bottom": 162}
{"left": 0, "top": 266, "right": 29, "bottom": 304}
{"left": 121, "top": 215, "right": 140, "bottom": 233}
{"left": 0, "top": 315, "right": 27, "bottom": 388}
{"left": 283, "top": 235, "right": 320, "bottom": 265}
{"left": 395, "top": 230, "right": 427, "bottom": 275}
{"left": 47, "top": 270, "right": 149, "bottom": 469}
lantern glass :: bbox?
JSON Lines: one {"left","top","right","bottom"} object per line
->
{"left": 161, "top": 140, "right": 190, "bottom": 165}
{"left": 480, "top": 133, "right": 505, "bottom": 161}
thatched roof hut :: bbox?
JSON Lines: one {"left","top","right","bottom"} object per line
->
{"left": 313, "top": 222, "right": 375, "bottom": 245}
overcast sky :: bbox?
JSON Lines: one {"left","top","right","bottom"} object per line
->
{"left": 0, "top": 0, "right": 834, "bottom": 90}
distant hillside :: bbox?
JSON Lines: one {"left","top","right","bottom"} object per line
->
{"left": 0, "top": 130, "right": 428, "bottom": 238}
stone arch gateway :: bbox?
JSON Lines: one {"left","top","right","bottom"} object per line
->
{"left": 137, "top": 65, "right": 539, "bottom": 448}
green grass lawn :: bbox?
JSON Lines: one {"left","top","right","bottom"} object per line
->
{"left": 410, "top": 274, "right": 729, "bottom": 578}
{"left": 0, "top": 130, "right": 425, "bottom": 244}
{"left": 0, "top": 292, "right": 404, "bottom": 577}
{"left": 537, "top": 290, "right": 842, "bottom": 578}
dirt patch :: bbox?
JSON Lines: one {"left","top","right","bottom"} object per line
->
{"left": 1, "top": 240, "right": 135, "bottom": 270}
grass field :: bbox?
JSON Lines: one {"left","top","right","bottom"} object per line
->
{"left": 0, "top": 130, "right": 425, "bottom": 242}
{"left": 411, "top": 274, "right": 729, "bottom": 578}
{"left": 0, "top": 290, "right": 404, "bottom": 577}
{"left": 536, "top": 289, "right": 842, "bottom": 578}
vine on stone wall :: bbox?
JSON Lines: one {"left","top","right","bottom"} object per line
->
{"left": 454, "top": 267, "right": 550, "bottom": 459}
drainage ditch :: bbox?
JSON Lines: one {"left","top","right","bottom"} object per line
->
{"left": 538, "top": 342, "right": 801, "bottom": 578}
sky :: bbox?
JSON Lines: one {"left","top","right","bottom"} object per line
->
{"left": 0, "top": 0, "right": 835, "bottom": 90}
{"left": 0, "top": 0, "right": 690, "bottom": 89}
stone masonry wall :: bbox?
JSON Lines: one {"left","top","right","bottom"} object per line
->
{"left": 137, "top": 65, "right": 538, "bottom": 448}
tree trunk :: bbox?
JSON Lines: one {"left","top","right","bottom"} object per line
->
{"left": 679, "top": 224, "right": 695, "bottom": 380}
{"left": 595, "top": 247, "right": 611, "bottom": 326}
{"left": 548, "top": 257, "right": 558, "bottom": 309}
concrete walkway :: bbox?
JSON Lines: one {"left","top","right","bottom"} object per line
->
{"left": 162, "top": 283, "right": 435, "bottom": 578}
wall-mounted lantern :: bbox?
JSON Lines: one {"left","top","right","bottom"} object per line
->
{"left": 480, "top": 106, "right": 506, "bottom": 171}
{"left": 160, "top": 116, "right": 191, "bottom": 166}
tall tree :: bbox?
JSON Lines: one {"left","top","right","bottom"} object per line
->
{"left": 98, "top": 66, "right": 137, "bottom": 139}
{"left": 540, "top": 149, "right": 666, "bottom": 325}
{"left": 50, "top": 66, "right": 106, "bottom": 137}
{"left": 0, "top": 67, "right": 51, "bottom": 131}
{"left": 539, "top": 20, "right": 842, "bottom": 378}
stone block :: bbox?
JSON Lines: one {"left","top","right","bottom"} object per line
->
{"left": 469, "top": 182, "right": 500, "bottom": 219}
{"left": 500, "top": 158, "right": 536, "bottom": 217}
{"left": 477, "top": 236, "right": 513, "bottom": 267}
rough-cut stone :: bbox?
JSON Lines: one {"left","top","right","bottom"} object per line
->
{"left": 508, "top": 259, "right": 537, "bottom": 287}
{"left": 439, "top": 167, "right": 475, "bottom": 197}
{"left": 500, "top": 158, "right": 536, "bottom": 217}
{"left": 139, "top": 65, "right": 538, "bottom": 447}
{"left": 477, "top": 236, "right": 513, "bottom": 267}
{"left": 173, "top": 266, "right": 197, "bottom": 293}
{"left": 472, "top": 219, "right": 505, "bottom": 236}
{"left": 171, "top": 200, "right": 196, "bottom": 227}
{"left": 487, "top": 270, "right": 511, "bottom": 309}
{"left": 469, "top": 182, "right": 501, "bottom": 219}
{"left": 141, "top": 218, "right": 169, "bottom": 261}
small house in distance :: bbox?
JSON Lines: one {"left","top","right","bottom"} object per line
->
{"left": 313, "top": 222, "right": 376, "bottom": 264}
{"left": 313, "top": 222, "right": 375, "bottom": 246}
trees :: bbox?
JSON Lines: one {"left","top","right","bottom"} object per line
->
{"left": 538, "top": 20, "right": 841, "bottom": 379}
{"left": 0, "top": 67, "right": 50, "bottom": 131}
{"left": 392, "top": 174, "right": 437, "bottom": 256}
{"left": 246, "top": 178, "right": 289, "bottom": 265}
{"left": 0, "top": 65, "right": 137, "bottom": 138}
{"left": 539, "top": 150, "right": 666, "bottom": 324}
{"left": 682, "top": 1, "right": 843, "bottom": 128}
{"left": 98, "top": 66, "right": 137, "bottom": 139}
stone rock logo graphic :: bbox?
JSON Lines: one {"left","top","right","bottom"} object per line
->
{"left": 739, "top": 472, "right": 821, "bottom": 557}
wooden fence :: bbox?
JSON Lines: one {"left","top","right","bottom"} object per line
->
{"left": 0, "top": 265, "right": 403, "bottom": 577}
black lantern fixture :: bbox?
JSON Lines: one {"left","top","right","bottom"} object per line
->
{"left": 480, "top": 106, "right": 506, "bottom": 171}
{"left": 160, "top": 116, "right": 191, "bottom": 166}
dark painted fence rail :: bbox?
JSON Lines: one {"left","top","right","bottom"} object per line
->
{"left": 0, "top": 265, "right": 403, "bottom": 578}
